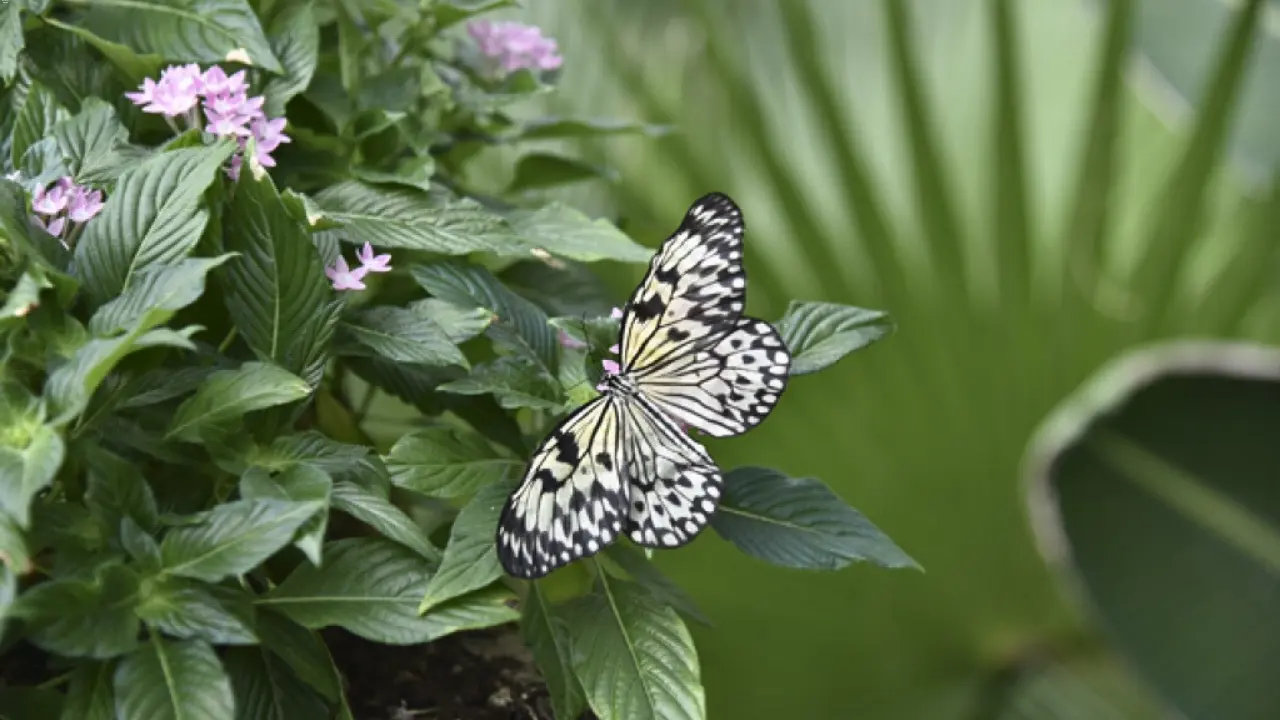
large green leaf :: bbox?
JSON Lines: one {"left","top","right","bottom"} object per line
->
{"left": 51, "top": 97, "right": 132, "bottom": 184}
{"left": 12, "top": 82, "right": 69, "bottom": 169}
{"left": 523, "top": 584, "right": 586, "bottom": 720}
{"left": 436, "top": 355, "right": 565, "bottom": 411}
{"left": 240, "top": 464, "right": 332, "bottom": 567}
{"left": 0, "top": 3, "right": 24, "bottom": 84}
{"left": 775, "top": 301, "right": 895, "bottom": 376}
{"left": 339, "top": 305, "right": 468, "bottom": 368}
{"left": 385, "top": 426, "right": 523, "bottom": 498}
{"left": 75, "top": 142, "right": 236, "bottom": 305}
{"left": 222, "top": 162, "right": 340, "bottom": 387}
{"left": 166, "top": 362, "right": 311, "bottom": 442}
{"left": 566, "top": 574, "right": 705, "bottom": 720}
{"left": 61, "top": 661, "right": 116, "bottom": 720}
{"left": 330, "top": 479, "right": 441, "bottom": 561}
{"left": 416, "top": 479, "right": 513, "bottom": 613}
{"left": 313, "top": 181, "right": 527, "bottom": 255}
{"left": 601, "top": 544, "right": 710, "bottom": 626}
{"left": 259, "top": 538, "right": 519, "bottom": 644}
{"left": 15, "top": 564, "right": 140, "bottom": 659}
{"left": 223, "top": 645, "right": 331, "bottom": 720}
{"left": 113, "top": 637, "right": 235, "bottom": 720}
{"left": 262, "top": 2, "right": 319, "bottom": 118}
{"left": 1026, "top": 340, "right": 1280, "bottom": 720}
{"left": 509, "top": 202, "right": 653, "bottom": 264}
{"left": 710, "top": 467, "right": 918, "bottom": 571}
{"left": 87, "top": 254, "right": 234, "bottom": 337}
{"left": 253, "top": 609, "right": 345, "bottom": 705}
{"left": 81, "top": 0, "right": 281, "bottom": 72}
{"left": 0, "top": 421, "right": 64, "bottom": 527}
{"left": 159, "top": 498, "right": 322, "bottom": 582}
{"left": 135, "top": 576, "right": 257, "bottom": 645}
{"left": 45, "top": 326, "right": 198, "bottom": 422}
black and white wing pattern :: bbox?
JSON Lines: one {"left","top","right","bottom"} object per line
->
{"left": 495, "top": 397, "right": 626, "bottom": 579}
{"left": 618, "top": 395, "right": 722, "bottom": 547}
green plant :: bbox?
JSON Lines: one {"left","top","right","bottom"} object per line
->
{"left": 0, "top": 2, "right": 914, "bottom": 718}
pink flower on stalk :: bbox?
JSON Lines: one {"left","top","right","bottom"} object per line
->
{"left": 467, "top": 21, "right": 564, "bottom": 74}
{"left": 67, "top": 185, "right": 104, "bottom": 223}
{"left": 126, "top": 63, "right": 202, "bottom": 116}
{"left": 225, "top": 151, "right": 243, "bottom": 181}
{"left": 35, "top": 215, "right": 66, "bottom": 237}
{"left": 355, "top": 242, "right": 392, "bottom": 273}
{"left": 31, "top": 179, "right": 71, "bottom": 216}
{"left": 324, "top": 256, "right": 369, "bottom": 291}
{"left": 610, "top": 307, "right": 623, "bottom": 320}
{"left": 199, "top": 66, "right": 247, "bottom": 97}
{"left": 249, "top": 116, "right": 290, "bottom": 168}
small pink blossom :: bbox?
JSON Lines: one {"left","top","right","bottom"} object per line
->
{"left": 226, "top": 150, "right": 243, "bottom": 181}
{"left": 601, "top": 358, "right": 620, "bottom": 375}
{"left": 325, "top": 256, "right": 368, "bottom": 291}
{"left": 31, "top": 180, "right": 70, "bottom": 216}
{"left": 35, "top": 215, "right": 66, "bottom": 237}
{"left": 610, "top": 307, "right": 623, "bottom": 320}
{"left": 355, "top": 242, "right": 392, "bottom": 273}
{"left": 67, "top": 185, "right": 104, "bottom": 223}
{"left": 199, "top": 66, "right": 247, "bottom": 97}
{"left": 249, "top": 116, "right": 290, "bottom": 168}
{"left": 127, "top": 63, "right": 202, "bottom": 116}
{"left": 608, "top": 344, "right": 620, "bottom": 355}
{"left": 467, "top": 21, "right": 564, "bottom": 74}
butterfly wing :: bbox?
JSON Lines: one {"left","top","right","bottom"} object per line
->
{"left": 619, "top": 192, "right": 746, "bottom": 374}
{"left": 619, "top": 395, "right": 723, "bottom": 547}
{"left": 635, "top": 316, "right": 791, "bottom": 437}
{"left": 495, "top": 396, "right": 628, "bottom": 579}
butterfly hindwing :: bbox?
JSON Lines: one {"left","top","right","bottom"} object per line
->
{"left": 620, "top": 193, "right": 746, "bottom": 374}
{"left": 496, "top": 396, "right": 627, "bottom": 579}
{"left": 635, "top": 317, "right": 791, "bottom": 437}
{"left": 620, "top": 396, "right": 723, "bottom": 547}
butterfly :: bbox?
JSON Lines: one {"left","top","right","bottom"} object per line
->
{"left": 495, "top": 193, "right": 791, "bottom": 579}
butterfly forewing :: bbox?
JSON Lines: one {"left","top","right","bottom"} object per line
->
{"left": 619, "top": 396, "right": 723, "bottom": 547}
{"left": 496, "top": 397, "right": 627, "bottom": 579}
{"left": 619, "top": 193, "right": 747, "bottom": 374}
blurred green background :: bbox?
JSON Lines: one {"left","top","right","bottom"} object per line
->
{"left": 417, "top": 0, "right": 1280, "bottom": 717}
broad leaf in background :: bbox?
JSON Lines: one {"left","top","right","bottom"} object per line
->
{"left": 253, "top": 609, "right": 345, "bottom": 705}
{"left": 523, "top": 584, "right": 586, "bottom": 720}
{"left": 14, "top": 564, "right": 140, "bottom": 659}
{"left": 0, "top": 396, "right": 64, "bottom": 527}
{"left": 406, "top": 298, "right": 495, "bottom": 344}
{"left": 416, "top": 479, "right": 514, "bottom": 613}
{"left": 602, "top": 544, "right": 710, "bottom": 626}
{"left": 330, "top": 479, "right": 442, "bottom": 562}
{"left": 61, "top": 661, "right": 116, "bottom": 720}
{"left": 518, "top": 116, "right": 673, "bottom": 140}
{"left": 81, "top": 0, "right": 282, "bottom": 72}
{"left": 261, "top": 538, "right": 519, "bottom": 644}
{"left": 51, "top": 97, "right": 131, "bottom": 184}
{"left": 112, "top": 637, "right": 234, "bottom": 720}
{"left": 711, "top": 467, "right": 918, "bottom": 571}
{"left": 224, "top": 645, "right": 332, "bottom": 720}
{"left": 0, "top": 3, "right": 23, "bottom": 83}
{"left": 12, "top": 82, "right": 68, "bottom": 169}
{"left": 775, "top": 301, "right": 894, "bottom": 376}
{"left": 83, "top": 446, "right": 160, "bottom": 534}
{"left": 567, "top": 575, "right": 706, "bottom": 720}
{"left": 166, "top": 362, "right": 311, "bottom": 442}
{"left": 314, "top": 181, "right": 526, "bottom": 255}
{"left": 339, "top": 305, "right": 469, "bottom": 368}
{"left": 88, "top": 255, "right": 234, "bottom": 336}
{"left": 222, "top": 162, "right": 340, "bottom": 387}
{"left": 436, "top": 355, "right": 565, "bottom": 411}
{"left": 507, "top": 152, "right": 618, "bottom": 193}
{"left": 44, "top": 325, "right": 196, "bottom": 423}
{"left": 509, "top": 202, "right": 653, "bottom": 264}
{"left": 134, "top": 577, "right": 257, "bottom": 646}
{"left": 385, "top": 426, "right": 523, "bottom": 498}
{"left": 412, "top": 261, "right": 559, "bottom": 370}
{"left": 159, "top": 498, "right": 321, "bottom": 582}
{"left": 240, "top": 464, "right": 333, "bottom": 566}
{"left": 75, "top": 142, "right": 236, "bottom": 305}
{"left": 1026, "top": 341, "right": 1280, "bottom": 720}
{"left": 262, "top": 2, "right": 320, "bottom": 118}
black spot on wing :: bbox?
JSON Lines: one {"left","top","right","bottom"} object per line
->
{"left": 631, "top": 293, "right": 666, "bottom": 322}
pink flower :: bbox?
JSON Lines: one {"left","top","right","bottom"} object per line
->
{"left": 204, "top": 105, "right": 253, "bottom": 137}
{"left": 67, "top": 185, "right": 104, "bottom": 223}
{"left": 32, "top": 180, "right": 70, "bottom": 216}
{"left": 467, "top": 21, "right": 564, "bottom": 75}
{"left": 610, "top": 307, "right": 623, "bottom": 320}
{"left": 250, "top": 116, "right": 290, "bottom": 167}
{"left": 226, "top": 152, "right": 243, "bottom": 181}
{"left": 355, "top": 242, "right": 391, "bottom": 273}
{"left": 325, "top": 256, "right": 368, "bottom": 291}
{"left": 199, "top": 66, "right": 247, "bottom": 97}
{"left": 557, "top": 330, "right": 587, "bottom": 350}
{"left": 608, "top": 344, "right": 620, "bottom": 355}
{"left": 601, "top": 358, "right": 620, "bottom": 375}
{"left": 127, "top": 63, "right": 202, "bottom": 116}
{"left": 35, "top": 215, "right": 66, "bottom": 237}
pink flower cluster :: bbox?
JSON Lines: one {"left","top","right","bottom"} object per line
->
{"left": 32, "top": 176, "right": 104, "bottom": 241}
{"left": 126, "top": 64, "right": 290, "bottom": 179}
{"left": 325, "top": 242, "right": 392, "bottom": 291}
{"left": 467, "top": 21, "right": 564, "bottom": 75}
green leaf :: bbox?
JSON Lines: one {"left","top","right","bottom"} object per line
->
{"left": 16, "top": 564, "right": 141, "bottom": 659}
{"left": 159, "top": 498, "right": 322, "bottom": 582}
{"left": 385, "top": 426, "right": 522, "bottom": 498}
{"left": 51, "top": 98, "right": 131, "bottom": 184}
{"left": 510, "top": 203, "right": 653, "bottom": 264}
{"left": 0, "top": 4, "right": 24, "bottom": 84}
{"left": 313, "top": 181, "right": 527, "bottom": 255}
{"left": 601, "top": 544, "right": 710, "bottom": 626}
{"left": 0, "top": 687, "right": 64, "bottom": 719}
{"left": 567, "top": 575, "right": 705, "bottom": 720}
{"left": 166, "top": 362, "right": 310, "bottom": 442}
{"left": 436, "top": 356, "right": 565, "bottom": 411}
{"left": 507, "top": 153, "right": 617, "bottom": 193}
{"left": 411, "top": 261, "right": 558, "bottom": 370}
{"left": 224, "top": 645, "right": 331, "bottom": 720}
{"left": 775, "top": 301, "right": 894, "bottom": 376}
{"left": 21, "top": 137, "right": 72, "bottom": 191}
{"left": 262, "top": 2, "right": 319, "bottom": 118}
{"left": 121, "top": 517, "right": 161, "bottom": 568}
{"left": 0, "top": 422, "right": 64, "bottom": 527}
{"left": 42, "top": 17, "right": 165, "bottom": 81}
{"left": 522, "top": 584, "right": 586, "bottom": 720}
{"left": 0, "top": 511, "right": 31, "bottom": 575}
{"left": 117, "top": 366, "right": 217, "bottom": 410}
{"left": 74, "top": 142, "right": 236, "bottom": 306}
{"left": 339, "top": 305, "right": 468, "bottom": 368}
{"left": 12, "top": 83, "right": 69, "bottom": 169}
{"left": 417, "top": 479, "right": 512, "bottom": 613}
{"left": 88, "top": 255, "right": 234, "bottom": 336}
{"left": 0, "top": 272, "right": 48, "bottom": 324}
{"left": 500, "top": 259, "right": 617, "bottom": 318}
{"left": 240, "top": 464, "right": 332, "bottom": 566}
{"left": 253, "top": 609, "right": 344, "bottom": 704}
{"left": 431, "top": 0, "right": 517, "bottom": 29}
{"left": 61, "top": 661, "right": 116, "bottom": 720}
{"left": 135, "top": 576, "right": 257, "bottom": 645}
{"left": 222, "top": 162, "right": 340, "bottom": 388}
{"left": 260, "top": 538, "right": 519, "bottom": 644}
{"left": 351, "top": 156, "right": 435, "bottom": 193}
{"left": 82, "top": 0, "right": 281, "bottom": 72}
{"left": 246, "top": 431, "right": 372, "bottom": 475}
{"left": 712, "top": 467, "right": 918, "bottom": 571}
{"left": 330, "top": 479, "right": 441, "bottom": 562}
{"left": 520, "top": 117, "right": 674, "bottom": 140}
{"left": 84, "top": 446, "right": 160, "bottom": 534}
{"left": 112, "top": 637, "right": 234, "bottom": 720}
{"left": 407, "top": 298, "right": 494, "bottom": 344}
{"left": 45, "top": 332, "right": 167, "bottom": 422}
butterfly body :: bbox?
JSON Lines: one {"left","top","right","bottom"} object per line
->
{"left": 496, "top": 193, "right": 791, "bottom": 579}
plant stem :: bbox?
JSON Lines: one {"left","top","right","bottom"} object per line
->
{"left": 217, "top": 327, "right": 238, "bottom": 353}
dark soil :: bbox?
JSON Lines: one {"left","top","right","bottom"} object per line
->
{"left": 326, "top": 624, "right": 593, "bottom": 720}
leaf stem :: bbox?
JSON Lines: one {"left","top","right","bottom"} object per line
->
{"left": 217, "top": 327, "right": 238, "bottom": 353}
